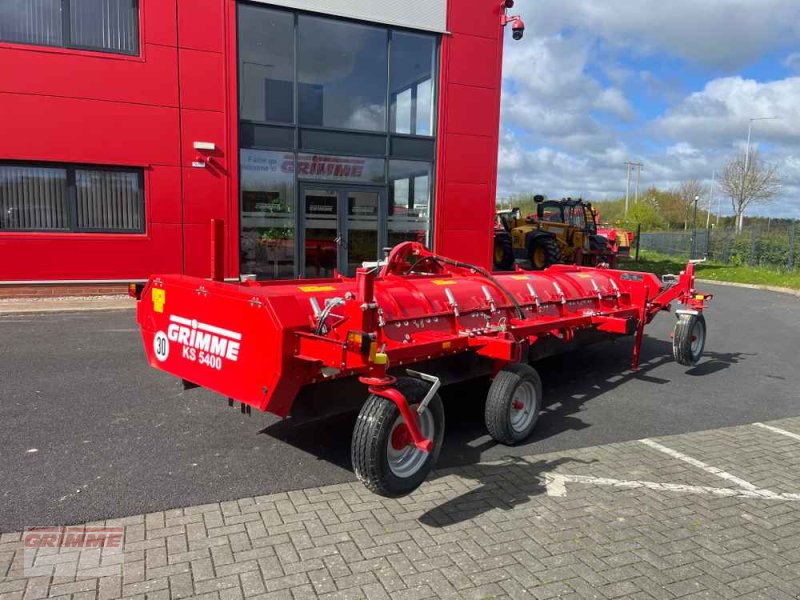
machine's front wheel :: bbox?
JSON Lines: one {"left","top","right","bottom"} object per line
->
{"left": 672, "top": 313, "right": 706, "bottom": 366}
{"left": 493, "top": 234, "right": 515, "bottom": 270}
{"left": 528, "top": 237, "right": 560, "bottom": 270}
{"left": 485, "top": 363, "right": 542, "bottom": 445}
{"left": 352, "top": 377, "right": 445, "bottom": 498}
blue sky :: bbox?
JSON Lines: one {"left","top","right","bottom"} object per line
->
{"left": 497, "top": 0, "right": 800, "bottom": 219}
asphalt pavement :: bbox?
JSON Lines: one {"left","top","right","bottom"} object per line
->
{"left": 1, "top": 283, "right": 799, "bottom": 532}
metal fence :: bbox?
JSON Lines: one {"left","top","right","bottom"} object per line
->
{"left": 639, "top": 223, "right": 799, "bottom": 271}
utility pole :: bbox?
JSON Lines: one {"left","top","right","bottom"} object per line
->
{"left": 706, "top": 170, "right": 715, "bottom": 229}
{"left": 635, "top": 163, "right": 642, "bottom": 203}
{"left": 624, "top": 163, "right": 632, "bottom": 215}
{"left": 739, "top": 117, "right": 780, "bottom": 232}
{"left": 624, "top": 162, "right": 643, "bottom": 214}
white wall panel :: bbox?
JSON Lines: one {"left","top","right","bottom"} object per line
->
{"left": 246, "top": 0, "right": 447, "bottom": 33}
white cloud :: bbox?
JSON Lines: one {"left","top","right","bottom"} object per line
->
{"left": 496, "top": 2, "right": 800, "bottom": 219}
{"left": 528, "top": 0, "right": 800, "bottom": 70}
{"left": 653, "top": 76, "right": 800, "bottom": 148}
{"left": 784, "top": 52, "right": 800, "bottom": 73}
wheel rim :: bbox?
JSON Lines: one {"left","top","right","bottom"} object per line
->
{"left": 690, "top": 319, "right": 705, "bottom": 357}
{"left": 509, "top": 381, "right": 537, "bottom": 433}
{"left": 386, "top": 405, "right": 434, "bottom": 478}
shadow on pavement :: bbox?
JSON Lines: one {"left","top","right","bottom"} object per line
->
{"left": 258, "top": 338, "right": 750, "bottom": 477}
{"left": 419, "top": 456, "right": 595, "bottom": 527}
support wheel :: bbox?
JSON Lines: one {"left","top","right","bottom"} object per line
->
{"left": 352, "top": 377, "right": 445, "bottom": 498}
{"left": 528, "top": 237, "right": 560, "bottom": 270}
{"left": 672, "top": 313, "right": 706, "bottom": 366}
{"left": 485, "top": 363, "right": 542, "bottom": 445}
{"left": 493, "top": 234, "right": 515, "bottom": 270}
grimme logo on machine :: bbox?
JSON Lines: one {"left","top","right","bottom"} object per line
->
{"left": 153, "top": 315, "right": 242, "bottom": 370}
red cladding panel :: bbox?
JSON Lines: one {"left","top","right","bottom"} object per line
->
{"left": 177, "top": 0, "right": 225, "bottom": 52}
{"left": 435, "top": 0, "right": 505, "bottom": 270}
{"left": 180, "top": 109, "right": 227, "bottom": 169}
{"left": 0, "top": 92, "right": 181, "bottom": 167}
{"left": 143, "top": 0, "right": 177, "bottom": 46}
{"left": 148, "top": 166, "right": 183, "bottom": 225}
{"left": 438, "top": 229, "right": 494, "bottom": 267}
{"left": 441, "top": 132, "right": 496, "bottom": 185}
{"left": 0, "top": 44, "right": 178, "bottom": 107}
{"left": 447, "top": 0, "right": 502, "bottom": 38}
{"left": 0, "top": 223, "right": 183, "bottom": 281}
{"left": 182, "top": 166, "right": 228, "bottom": 225}
{"left": 446, "top": 84, "right": 499, "bottom": 137}
{"left": 179, "top": 48, "right": 226, "bottom": 112}
{"left": 448, "top": 34, "right": 499, "bottom": 88}
{"left": 442, "top": 182, "right": 490, "bottom": 230}
{"left": 183, "top": 221, "right": 230, "bottom": 278}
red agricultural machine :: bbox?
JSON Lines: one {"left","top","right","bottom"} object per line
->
{"left": 134, "top": 241, "right": 711, "bottom": 497}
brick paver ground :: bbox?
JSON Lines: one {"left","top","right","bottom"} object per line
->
{"left": 3, "top": 417, "right": 800, "bottom": 600}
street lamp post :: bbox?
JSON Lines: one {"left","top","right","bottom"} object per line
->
{"left": 691, "top": 195, "right": 699, "bottom": 259}
{"left": 740, "top": 117, "right": 780, "bottom": 232}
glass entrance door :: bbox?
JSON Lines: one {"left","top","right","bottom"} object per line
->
{"left": 300, "top": 185, "right": 385, "bottom": 277}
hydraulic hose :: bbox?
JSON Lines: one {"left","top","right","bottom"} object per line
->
{"left": 430, "top": 254, "right": 526, "bottom": 320}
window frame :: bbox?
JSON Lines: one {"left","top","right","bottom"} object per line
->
{"left": 0, "top": 0, "right": 141, "bottom": 57}
{"left": 0, "top": 160, "right": 146, "bottom": 234}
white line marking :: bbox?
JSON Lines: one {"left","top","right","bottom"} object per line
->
{"left": 640, "top": 438, "right": 761, "bottom": 492}
{"left": 754, "top": 422, "right": 800, "bottom": 442}
{"left": 542, "top": 473, "right": 800, "bottom": 501}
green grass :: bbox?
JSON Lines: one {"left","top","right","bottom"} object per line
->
{"left": 625, "top": 250, "right": 800, "bottom": 291}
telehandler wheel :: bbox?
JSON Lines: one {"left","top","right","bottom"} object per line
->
{"left": 672, "top": 313, "right": 706, "bottom": 366}
{"left": 528, "top": 237, "right": 560, "bottom": 270}
{"left": 493, "top": 234, "right": 515, "bottom": 270}
{"left": 352, "top": 377, "right": 445, "bottom": 498}
{"left": 485, "top": 363, "right": 542, "bottom": 445}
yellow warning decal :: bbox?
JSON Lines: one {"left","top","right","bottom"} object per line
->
{"left": 152, "top": 288, "right": 166, "bottom": 314}
{"left": 431, "top": 279, "right": 458, "bottom": 286}
{"left": 510, "top": 275, "right": 531, "bottom": 280}
{"left": 576, "top": 273, "right": 595, "bottom": 279}
{"left": 442, "top": 342, "right": 451, "bottom": 350}
{"left": 298, "top": 285, "right": 336, "bottom": 292}
{"left": 695, "top": 294, "right": 705, "bottom": 301}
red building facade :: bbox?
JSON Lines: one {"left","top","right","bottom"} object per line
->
{"left": 0, "top": 0, "right": 506, "bottom": 283}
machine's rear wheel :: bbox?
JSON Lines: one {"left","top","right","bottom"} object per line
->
{"left": 485, "top": 364, "right": 542, "bottom": 445}
{"left": 672, "top": 313, "right": 706, "bottom": 366}
{"left": 528, "top": 237, "right": 560, "bottom": 270}
{"left": 493, "top": 234, "right": 515, "bottom": 270}
{"left": 352, "top": 377, "right": 445, "bottom": 497}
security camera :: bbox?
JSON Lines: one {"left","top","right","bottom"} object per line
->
{"left": 511, "top": 18, "right": 525, "bottom": 40}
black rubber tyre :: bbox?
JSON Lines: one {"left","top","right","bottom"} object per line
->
{"left": 485, "top": 363, "right": 542, "bottom": 445}
{"left": 351, "top": 377, "right": 445, "bottom": 498}
{"left": 493, "top": 234, "right": 515, "bottom": 270}
{"left": 672, "top": 313, "right": 706, "bottom": 366}
{"left": 528, "top": 236, "right": 560, "bottom": 270}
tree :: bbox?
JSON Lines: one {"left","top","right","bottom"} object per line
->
{"left": 719, "top": 150, "right": 780, "bottom": 233}
{"left": 677, "top": 180, "right": 705, "bottom": 231}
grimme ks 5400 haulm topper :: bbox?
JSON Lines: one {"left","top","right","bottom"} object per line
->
{"left": 134, "top": 241, "right": 711, "bottom": 497}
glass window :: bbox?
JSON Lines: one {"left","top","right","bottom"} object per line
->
{"left": 0, "top": 0, "right": 138, "bottom": 54}
{"left": 0, "top": 164, "right": 68, "bottom": 231}
{"left": 238, "top": 5, "right": 294, "bottom": 124}
{"left": 0, "top": 0, "right": 63, "bottom": 47}
{"left": 296, "top": 153, "right": 385, "bottom": 184}
{"left": 390, "top": 32, "right": 436, "bottom": 136}
{"left": 0, "top": 162, "right": 143, "bottom": 232}
{"left": 240, "top": 149, "right": 296, "bottom": 279}
{"left": 69, "top": 0, "right": 138, "bottom": 54}
{"left": 75, "top": 168, "right": 143, "bottom": 231}
{"left": 388, "top": 160, "right": 431, "bottom": 247}
{"left": 298, "top": 16, "right": 388, "bottom": 132}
